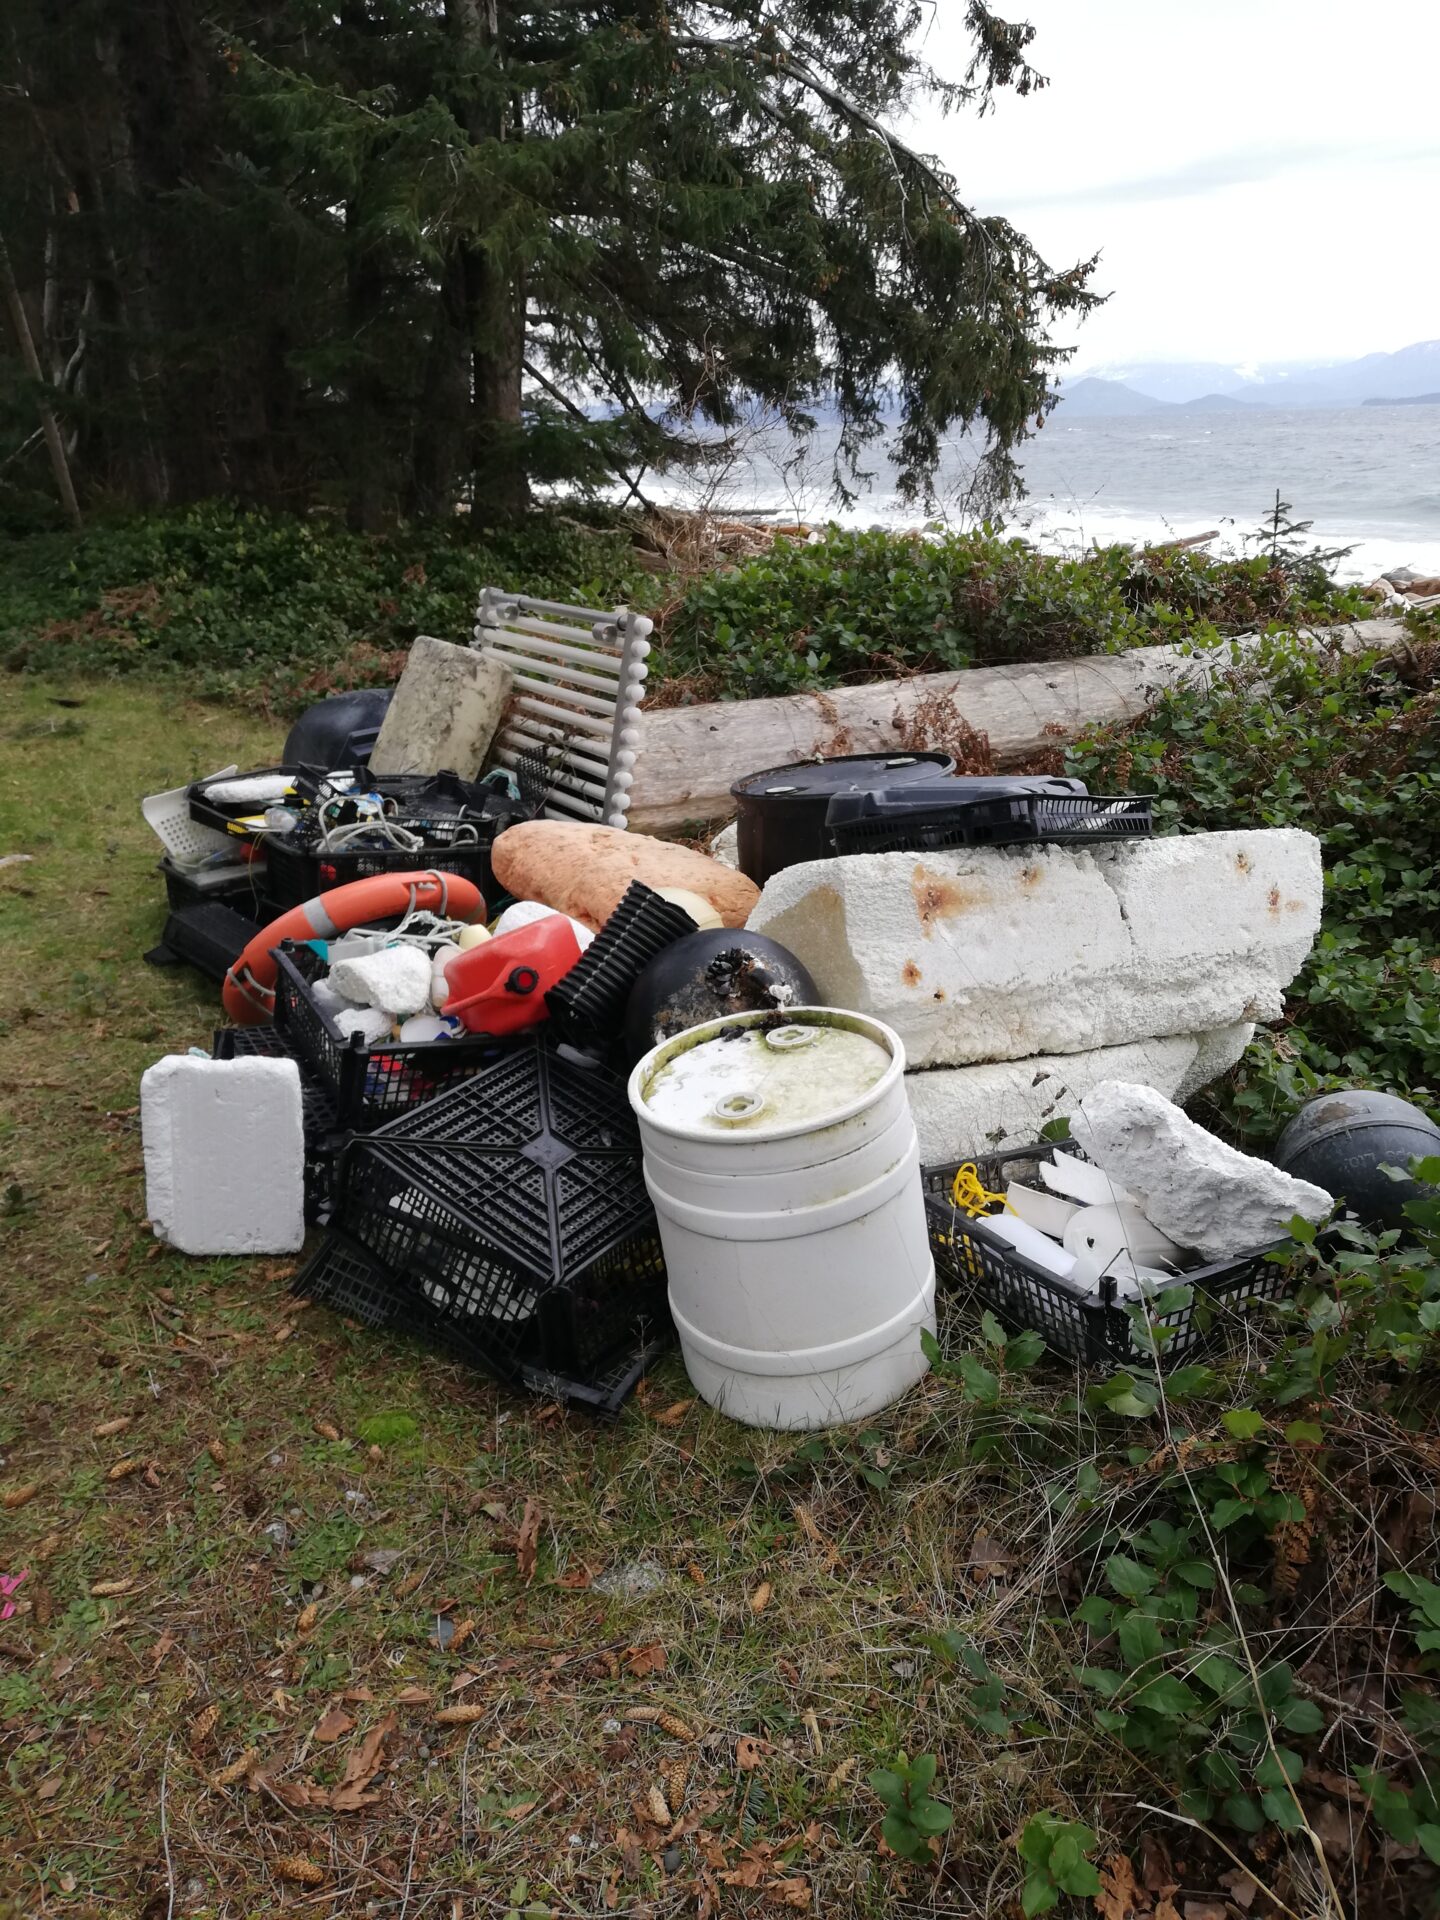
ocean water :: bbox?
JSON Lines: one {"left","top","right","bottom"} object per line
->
{"left": 638, "top": 402, "right": 1440, "bottom": 582}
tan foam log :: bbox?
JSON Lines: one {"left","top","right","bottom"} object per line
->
{"left": 628, "top": 617, "right": 1409, "bottom": 833}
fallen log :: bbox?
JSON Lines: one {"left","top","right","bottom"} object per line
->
{"left": 629, "top": 618, "right": 1410, "bottom": 833}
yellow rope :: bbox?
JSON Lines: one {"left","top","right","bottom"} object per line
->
{"left": 949, "top": 1162, "right": 1010, "bottom": 1217}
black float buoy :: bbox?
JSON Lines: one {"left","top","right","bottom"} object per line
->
{"left": 1275, "top": 1090, "right": 1440, "bottom": 1230}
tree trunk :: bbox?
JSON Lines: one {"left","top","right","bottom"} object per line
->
{"left": 411, "top": 248, "right": 472, "bottom": 519}
{"left": 0, "top": 226, "right": 82, "bottom": 529}
{"left": 345, "top": 212, "right": 389, "bottom": 533}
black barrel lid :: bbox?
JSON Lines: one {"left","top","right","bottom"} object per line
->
{"left": 731, "top": 752, "right": 954, "bottom": 801}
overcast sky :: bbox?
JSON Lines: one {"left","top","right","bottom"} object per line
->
{"left": 907, "top": 0, "right": 1440, "bottom": 370}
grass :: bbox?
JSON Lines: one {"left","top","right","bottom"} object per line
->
{"left": 2, "top": 681, "right": 1438, "bottom": 1919}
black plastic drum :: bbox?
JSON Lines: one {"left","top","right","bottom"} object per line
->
{"left": 730, "top": 752, "right": 955, "bottom": 886}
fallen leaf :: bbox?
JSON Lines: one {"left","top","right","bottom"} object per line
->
{"left": 32, "top": 1532, "right": 61, "bottom": 1560}
{"left": 768, "top": 1876, "right": 811, "bottom": 1909}
{"left": 360, "top": 1550, "right": 403, "bottom": 1575}
{"left": 448, "top": 1670, "right": 480, "bottom": 1695}
{"left": 750, "top": 1581, "right": 772, "bottom": 1614}
{"left": 394, "top": 1686, "right": 432, "bottom": 1705}
{"left": 2, "top": 1485, "right": 39, "bottom": 1510}
{"left": 35, "top": 1775, "right": 64, "bottom": 1802}
{"left": 1095, "top": 1853, "right": 1141, "bottom": 1920}
{"left": 341, "top": 1686, "right": 375, "bottom": 1702}
{"left": 556, "top": 1565, "right": 594, "bottom": 1590}
{"left": 296, "top": 1602, "right": 318, "bottom": 1636}
{"left": 89, "top": 1578, "right": 134, "bottom": 1597}
{"left": 274, "top": 1853, "right": 325, "bottom": 1887}
{"left": 1181, "top": 1905, "right": 1228, "bottom": 1920}
{"left": 501, "top": 1799, "right": 539, "bottom": 1821}
{"left": 328, "top": 1714, "right": 395, "bottom": 1811}
{"left": 647, "top": 1784, "right": 672, "bottom": 1825}
{"left": 255, "top": 1769, "right": 326, "bottom": 1810}
{"left": 189, "top": 1703, "right": 220, "bottom": 1750}
{"left": 653, "top": 1399, "right": 695, "bottom": 1427}
{"left": 1219, "top": 1870, "right": 1258, "bottom": 1911}
{"left": 516, "top": 1496, "right": 542, "bottom": 1584}
{"left": 313, "top": 1419, "right": 340, "bottom": 1442}
{"left": 150, "top": 1630, "right": 178, "bottom": 1671}
{"left": 313, "top": 1706, "right": 355, "bottom": 1743}
{"left": 106, "top": 1458, "right": 139, "bottom": 1482}
{"left": 435, "top": 1703, "right": 488, "bottom": 1726}
{"left": 93, "top": 1417, "right": 131, "bottom": 1439}
{"left": 1154, "top": 1902, "right": 1181, "bottom": 1920}
{"left": 208, "top": 1749, "right": 257, "bottom": 1789}
{"left": 627, "top": 1641, "right": 666, "bottom": 1679}
{"left": 736, "top": 1735, "right": 768, "bottom": 1771}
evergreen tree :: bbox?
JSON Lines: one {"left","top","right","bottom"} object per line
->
{"left": 0, "top": 2, "right": 1096, "bottom": 525}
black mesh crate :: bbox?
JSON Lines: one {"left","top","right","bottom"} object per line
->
{"left": 293, "top": 1040, "right": 670, "bottom": 1412}
{"left": 161, "top": 855, "right": 269, "bottom": 917}
{"left": 211, "top": 1024, "right": 343, "bottom": 1224}
{"left": 921, "top": 1140, "right": 1294, "bottom": 1367}
{"left": 271, "top": 942, "right": 509, "bottom": 1129}
{"left": 827, "top": 791, "right": 1153, "bottom": 857}
{"left": 263, "top": 830, "right": 500, "bottom": 915}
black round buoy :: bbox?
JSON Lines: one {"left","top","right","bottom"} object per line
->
{"left": 1275, "top": 1090, "right": 1440, "bottom": 1230}
{"left": 623, "top": 930, "right": 819, "bottom": 1063}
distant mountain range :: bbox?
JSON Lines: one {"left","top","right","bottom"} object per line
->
{"left": 1057, "top": 339, "right": 1440, "bottom": 416}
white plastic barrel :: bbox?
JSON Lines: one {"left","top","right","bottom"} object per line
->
{"left": 628, "top": 1008, "right": 935, "bottom": 1431}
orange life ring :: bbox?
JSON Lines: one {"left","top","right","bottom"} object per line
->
{"left": 223, "top": 869, "right": 485, "bottom": 1025}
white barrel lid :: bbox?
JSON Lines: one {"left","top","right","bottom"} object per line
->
{"left": 639, "top": 1015, "right": 891, "bottom": 1135}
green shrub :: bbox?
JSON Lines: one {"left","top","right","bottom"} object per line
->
{"left": 0, "top": 502, "right": 647, "bottom": 709}
{"left": 659, "top": 525, "right": 1368, "bottom": 699}
{"left": 1063, "top": 631, "right": 1440, "bottom": 1137}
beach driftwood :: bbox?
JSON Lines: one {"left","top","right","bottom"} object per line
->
{"left": 629, "top": 617, "right": 1410, "bottom": 833}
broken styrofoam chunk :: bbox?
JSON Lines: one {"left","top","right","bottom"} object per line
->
{"left": 748, "top": 829, "right": 1322, "bottom": 1069}
{"left": 333, "top": 1006, "right": 394, "bottom": 1046}
{"left": 1070, "top": 1079, "right": 1332, "bottom": 1260}
{"left": 398, "top": 1012, "right": 450, "bottom": 1043}
{"left": 709, "top": 821, "right": 740, "bottom": 871}
{"left": 330, "top": 945, "right": 433, "bottom": 1018}
{"left": 141, "top": 1054, "right": 305, "bottom": 1255}
{"left": 904, "top": 1024, "right": 1254, "bottom": 1165}
{"left": 368, "top": 634, "right": 512, "bottom": 779}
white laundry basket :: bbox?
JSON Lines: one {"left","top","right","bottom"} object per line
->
{"left": 628, "top": 1008, "right": 935, "bottom": 1431}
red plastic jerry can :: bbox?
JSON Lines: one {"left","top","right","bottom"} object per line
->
{"left": 441, "top": 913, "right": 584, "bottom": 1036}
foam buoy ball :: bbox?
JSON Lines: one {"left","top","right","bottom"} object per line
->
{"left": 623, "top": 929, "right": 819, "bottom": 1062}
{"left": 1275, "top": 1089, "right": 1440, "bottom": 1230}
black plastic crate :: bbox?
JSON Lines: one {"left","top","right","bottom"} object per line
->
{"left": 921, "top": 1140, "right": 1293, "bottom": 1367}
{"left": 211, "top": 1024, "right": 343, "bottom": 1224}
{"left": 161, "top": 854, "right": 270, "bottom": 916}
{"left": 271, "top": 943, "right": 509, "bottom": 1130}
{"left": 187, "top": 765, "right": 315, "bottom": 834}
{"left": 148, "top": 901, "right": 264, "bottom": 984}
{"left": 293, "top": 1040, "right": 669, "bottom": 1412}
{"left": 546, "top": 881, "right": 699, "bottom": 1052}
{"left": 263, "top": 828, "right": 500, "bottom": 915}
{"left": 828, "top": 792, "right": 1153, "bottom": 857}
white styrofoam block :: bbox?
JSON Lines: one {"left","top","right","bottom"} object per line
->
{"left": 1070, "top": 1079, "right": 1332, "bottom": 1260}
{"left": 492, "top": 899, "right": 596, "bottom": 949}
{"left": 903, "top": 1022, "right": 1253, "bottom": 1165}
{"left": 748, "top": 829, "right": 1321, "bottom": 1070}
{"left": 330, "top": 945, "right": 433, "bottom": 1017}
{"left": 709, "top": 821, "right": 740, "bottom": 870}
{"left": 141, "top": 1055, "right": 305, "bottom": 1256}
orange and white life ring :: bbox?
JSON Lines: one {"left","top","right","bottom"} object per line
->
{"left": 223, "top": 870, "right": 485, "bottom": 1024}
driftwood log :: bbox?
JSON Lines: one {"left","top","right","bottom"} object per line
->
{"left": 628, "top": 617, "right": 1410, "bottom": 833}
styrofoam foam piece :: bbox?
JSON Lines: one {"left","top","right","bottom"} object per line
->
{"left": 333, "top": 1006, "right": 395, "bottom": 1045}
{"left": 747, "top": 829, "right": 1322, "bottom": 1070}
{"left": 330, "top": 945, "right": 433, "bottom": 1017}
{"left": 202, "top": 773, "right": 295, "bottom": 805}
{"left": 903, "top": 1023, "right": 1254, "bottom": 1165}
{"left": 141, "top": 1054, "right": 305, "bottom": 1255}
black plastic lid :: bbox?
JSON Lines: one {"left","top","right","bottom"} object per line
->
{"left": 731, "top": 751, "right": 954, "bottom": 802}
